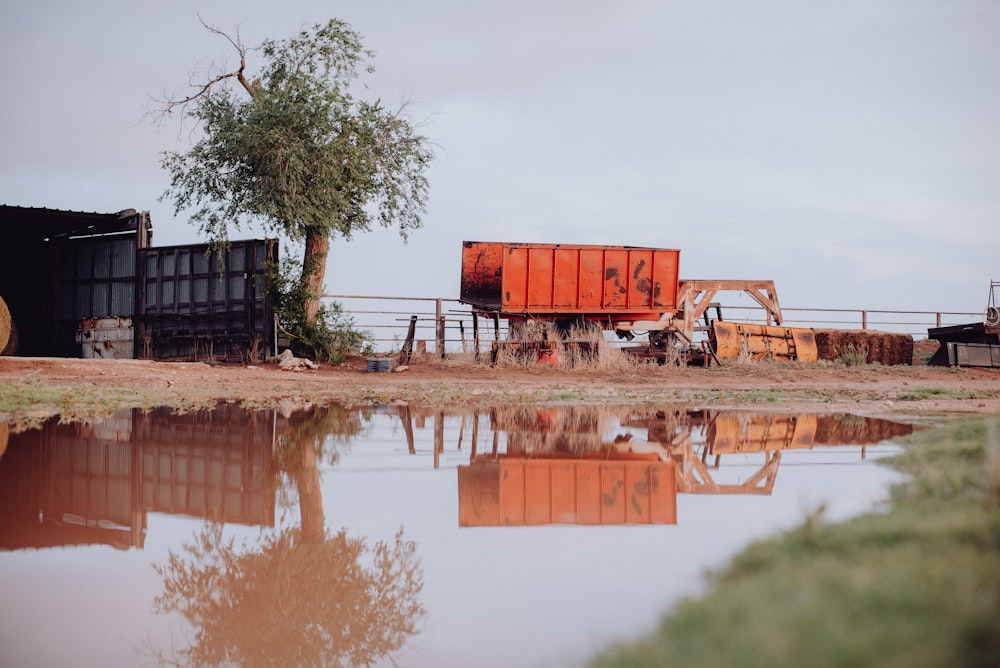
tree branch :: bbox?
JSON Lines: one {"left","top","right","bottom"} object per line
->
{"left": 147, "top": 15, "right": 256, "bottom": 125}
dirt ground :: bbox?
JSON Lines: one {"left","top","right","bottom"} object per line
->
{"left": 2, "top": 351, "right": 999, "bottom": 421}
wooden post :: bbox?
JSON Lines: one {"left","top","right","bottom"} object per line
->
{"left": 472, "top": 311, "right": 480, "bottom": 363}
{"left": 400, "top": 315, "right": 417, "bottom": 364}
{"left": 861, "top": 310, "right": 868, "bottom": 330}
{"left": 434, "top": 410, "right": 444, "bottom": 469}
{"left": 470, "top": 410, "right": 479, "bottom": 459}
{"left": 435, "top": 298, "right": 445, "bottom": 359}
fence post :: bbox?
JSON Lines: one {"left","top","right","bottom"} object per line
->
{"left": 861, "top": 310, "right": 867, "bottom": 330}
{"left": 400, "top": 315, "right": 417, "bottom": 364}
{"left": 936, "top": 312, "right": 942, "bottom": 328}
{"left": 435, "top": 298, "right": 445, "bottom": 358}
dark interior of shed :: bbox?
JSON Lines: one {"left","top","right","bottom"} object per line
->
{"left": 0, "top": 206, "right": 151, "bottom": 356}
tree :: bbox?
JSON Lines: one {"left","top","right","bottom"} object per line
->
{"left": 159, "top": 18, "right": 433, "bottom": 341}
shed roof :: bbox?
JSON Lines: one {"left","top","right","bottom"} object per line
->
{"left": 0, "top": 205, "right": 152, "bottom": 246}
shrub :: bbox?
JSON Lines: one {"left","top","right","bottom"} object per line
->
{"left": 268, "top": 258, "right": 368, "bottom": 364}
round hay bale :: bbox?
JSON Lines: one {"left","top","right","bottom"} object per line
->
{"left": 0, "top": 296, "right": 10, "bottom": 354}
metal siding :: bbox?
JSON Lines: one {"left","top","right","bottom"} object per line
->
{"left": 136, "top": 239, "right": 276, "bottom": 360}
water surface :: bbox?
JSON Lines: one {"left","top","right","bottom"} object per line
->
{"left": 0, "top": 403, "right": 914, "bottom": 667}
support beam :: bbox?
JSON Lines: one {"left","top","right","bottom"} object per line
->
{"left": 674, "top": 280, "right": 784, "bottom": 340}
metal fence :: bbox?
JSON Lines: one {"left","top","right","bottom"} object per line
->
{"left": 324, "top": 293, "right": 983, "bottom": 356}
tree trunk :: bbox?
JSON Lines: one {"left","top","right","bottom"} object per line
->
{"left": 292, "top": 441, "right": 326, "bottom": 544}
{"left": 300, "top": 228, "right": 330, "bottom": 326}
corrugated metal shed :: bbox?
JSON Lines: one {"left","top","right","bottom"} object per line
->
{"left": 0, "top": 205, "right": 151, "bottom": 356}
{"left": 0, "top": 205, "right": 276, "bottom": 360}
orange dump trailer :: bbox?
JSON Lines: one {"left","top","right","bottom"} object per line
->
{"left": 457, "top": 456, "right": 677, "bottom": 526}
{"left": 459, "top": 241, "right": 681, "bottom": 329}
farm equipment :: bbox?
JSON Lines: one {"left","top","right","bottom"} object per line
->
{"left": 459, "top": 241, "right": 818, "bottom": 364}
{"left": 927, "top": 280, "right": 1000, "bottom": 367}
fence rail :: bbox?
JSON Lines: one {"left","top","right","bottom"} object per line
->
{"left": 323, "top": 294, "right": 982, "bottom": 356}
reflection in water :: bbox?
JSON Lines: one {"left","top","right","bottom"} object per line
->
{"left": 0, "top": 405, "right": 275, "bottom": 551}
{"left": 153, "top": 523, "right": 423, "bottom": 667}
{"left": 151, "top": 404, "right": 424, "bottom": 667}
{"left": 0, "top": 403, "right": 424, "bottom": 668}
{"left": 0, "top": 402, "right": 914, "bottom": 665}
{"left": 0, "top": 404, "right": 916, "bottom": 542}
{"left": 449, "top": 406, "right": 915, "bottom": 526}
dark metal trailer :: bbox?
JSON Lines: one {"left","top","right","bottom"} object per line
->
{"left": 927, "top": 280, "right": 1000, "bottom": 367}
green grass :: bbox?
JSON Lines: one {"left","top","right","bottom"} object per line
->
{"left": 587, "top": 415, "right": 1000, "bottom": 668}
{"left": 0, "top": 372, "right": 218, "bottom": 427}
{"left": 897, "top": 387, "right": 957, "bottom": 401}
{"left": 897, "top": 387, "right": 1000, "bottom": 402}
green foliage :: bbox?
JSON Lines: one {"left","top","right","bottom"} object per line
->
{"left": 160, "top": 18, "right": 432, "bottom": 328}
{"left": 897, "top": 387, "right": 953, "bottom": 401}
{"left": 161, "top": 18, "right": 431, "bottom": 244}
{"left": 588, "top": 415, "right": 1000, "bottom": 668}
{"left": 269, "top": 258, "right": 367, "bottom": 363}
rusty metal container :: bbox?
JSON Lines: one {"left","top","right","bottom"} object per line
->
{"left": 460, "top": 241, "right": 681, "bottom": 321}
{"left": 457, "top": 457, "right": 677, "bottom": 526}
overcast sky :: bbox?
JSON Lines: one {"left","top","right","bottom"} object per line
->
{"left": 1, "top": 1, "right": 997, "bottom": 314}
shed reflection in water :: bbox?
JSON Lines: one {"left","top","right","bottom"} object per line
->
{"left": 0, "top": 403, "right": 914, "bottom": 667}
{"left": 0, "top": 404, "right": 424, "bottom": 668}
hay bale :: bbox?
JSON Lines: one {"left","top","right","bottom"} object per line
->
{"left": 814, "top": 414, "right": 916, "bottom": 444}
{"left": 0, "top": 296, "right": 10, "bottom": 355}
{"left": 814, "top": 329, "right": 914, "bottom": 366}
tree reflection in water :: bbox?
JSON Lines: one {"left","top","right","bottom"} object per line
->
{"left": 153, "top": 404, "right": 425, "bottom": 667}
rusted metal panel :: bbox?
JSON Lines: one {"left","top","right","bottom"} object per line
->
{"left": 460, "top": 241, "right": 680, "bottom": 319}
{"left": 75, "top": 317, "right": 134, "bottom": 359}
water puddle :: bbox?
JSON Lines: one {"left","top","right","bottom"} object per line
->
{"left": 0, "top": 403, "right": 915, "bottom": 667}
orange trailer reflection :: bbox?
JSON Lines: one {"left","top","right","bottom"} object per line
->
{"left": 458, "top": 456, "right": 677, "bottom": 527}
{"left": 453, "top": 407, "right": 915, "bottom": 526}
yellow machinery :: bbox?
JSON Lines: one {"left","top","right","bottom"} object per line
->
{"left": 710, "top": 322, "right": 819, "bottom": 362}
